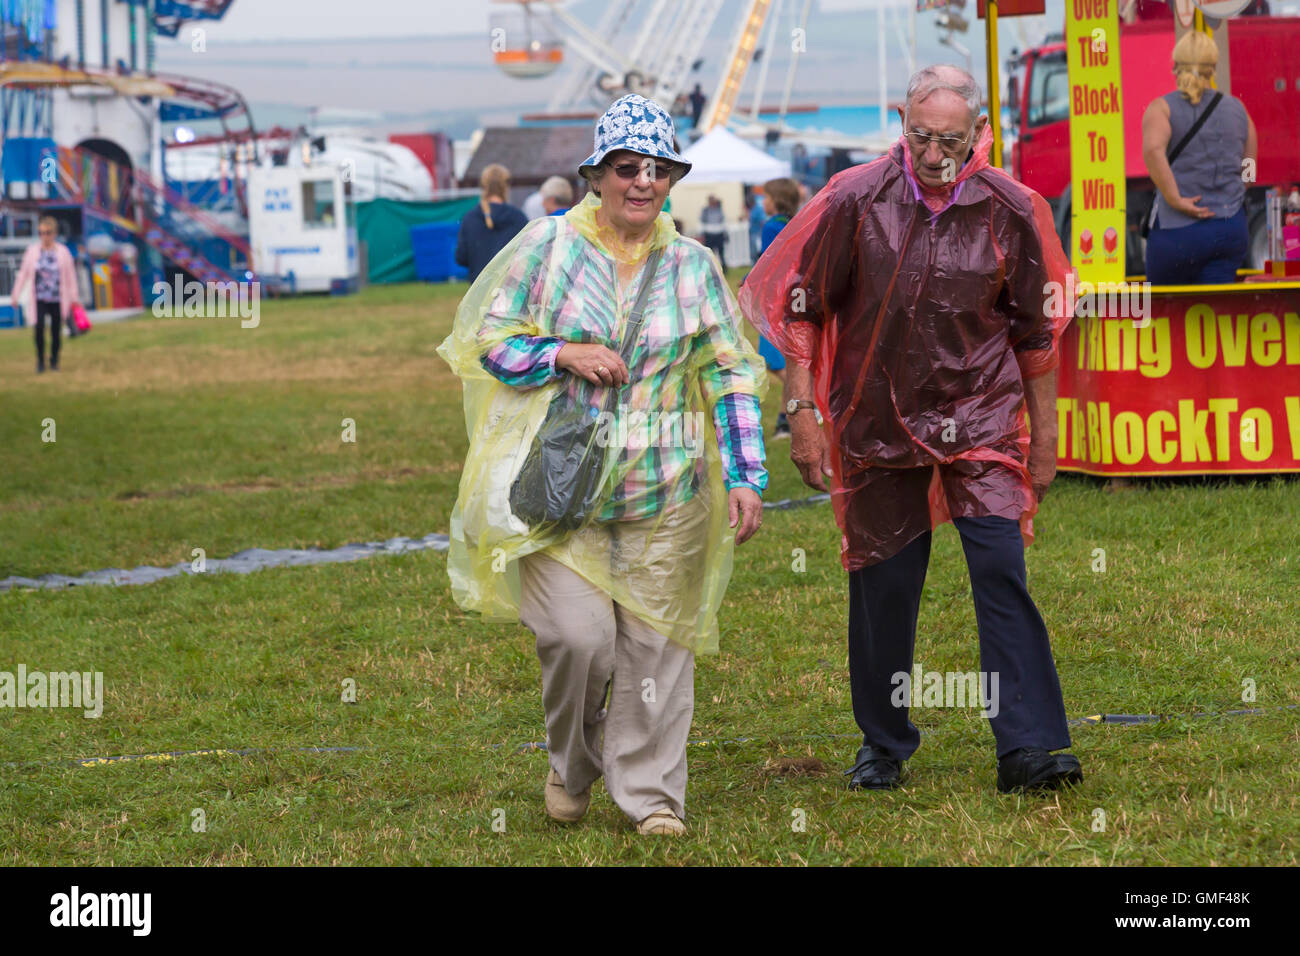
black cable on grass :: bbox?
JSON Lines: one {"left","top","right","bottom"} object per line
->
{"left": 760, "top": 492, "right": 831, "bottom": 511}
{"left": 508, "top": 704, "right": 1298, "bottom": 753}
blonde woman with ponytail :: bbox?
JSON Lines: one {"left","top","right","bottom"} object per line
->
{"left": 455, "top": 163, "right": 528, "bottom": 283}
{"left": 1141, "top": 30, "right": 1257, "bottom": 285}
{"left": 1173, "top": 31, "right": 1217, "bottom": 106}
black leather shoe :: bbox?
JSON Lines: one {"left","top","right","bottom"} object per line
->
{"left": 997, "top": 747, "right": 1083, "bottom": 794}
{"left": 844, "top": 743, "right": 902, "bottom": 790}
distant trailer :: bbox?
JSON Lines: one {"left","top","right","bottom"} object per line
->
{"left": 248, "top": 164, "right": 359, "bottom": 295}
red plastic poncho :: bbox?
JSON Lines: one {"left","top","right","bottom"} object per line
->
{"left": 739, "top": 127, "right": 1073, "bottom": 570}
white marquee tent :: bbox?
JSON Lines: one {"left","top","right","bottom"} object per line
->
{"left": 680, "top": 127, "right": 791, "bottom": 184}
{"left": 673, "top": 128, "right": 793, "bottom": 266}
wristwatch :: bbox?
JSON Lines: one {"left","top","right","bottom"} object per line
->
{"left": 785, "top": 399, "right": 823, "bottom": 425}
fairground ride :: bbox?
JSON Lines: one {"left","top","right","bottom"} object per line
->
{"left": 0, "top": 0, "right": 266, "bottom": 302}
{"left": 489, "top": 0, "right": 921, "bottom": 153}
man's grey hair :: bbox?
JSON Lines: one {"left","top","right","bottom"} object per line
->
{"left": 905, "top": 64, "right": 982, "bottom": 122}
{"left": 540, "top": 175, "right": 574, "bottom": 203}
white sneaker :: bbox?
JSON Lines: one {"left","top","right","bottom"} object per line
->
{"left": 545, "top": 768, "right": 590, "bottom": 823}
{"left": 636, "top": 809, "right": 686, "bottom": 836}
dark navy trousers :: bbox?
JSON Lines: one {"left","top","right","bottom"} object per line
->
{"left": 847, "top": 515, "right": 1072, "bottom": 761}
{"left": 1145, "top": 208, "right": 1248, "bottom": 285}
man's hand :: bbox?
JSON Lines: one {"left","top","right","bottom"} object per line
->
{"left": 728, "top": 487, "right": 763, "bottom": 544}
{"left": 785, "top": 364, "right": 832, "bottom": 491}
{"left": 790, "top": 411, "right": 832, "bottom": 492}
{"left": 1023, "top": 369, "right": 1058, "bottom": 503}
{"left": 555, "top": 343, "right": 629, "bottom": 387}
{"left": 1028, "top": 440, "right": 1057, "bottom": 503}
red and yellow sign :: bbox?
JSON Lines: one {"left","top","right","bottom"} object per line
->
{"left": 1066, "top": 0, "right": 1125, "bottom": 284}
{"left": 1057, "top": 289, "right": 1300, "bottom": 475}
{"left": 976, "top": 0, "right": 1045, "bottom": 16}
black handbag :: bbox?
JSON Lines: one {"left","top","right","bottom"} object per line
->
{"left": 1141, "top": 91, "right": 1222, "bottom": 239}
{"left": 509, "top": 248, "right": 663, "bottom": 530}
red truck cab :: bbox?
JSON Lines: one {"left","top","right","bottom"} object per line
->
{"left": 1008, "top": 9, "right": 1300, "bottom": 273}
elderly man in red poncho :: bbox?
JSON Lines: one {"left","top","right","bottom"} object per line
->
{"left": 740, "top": 65, "right": 1083, "bottom": 795}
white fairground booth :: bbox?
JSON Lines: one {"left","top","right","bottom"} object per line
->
{"left": 248, "top": 163, "right": 360, "bottom": 294}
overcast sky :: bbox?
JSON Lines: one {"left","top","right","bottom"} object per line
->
{"left": 208, "top": 0, "right": 531, "bottom": 40}
{"left": 197, "top": 0, "right": 1060, "bottom": 43}
{"left": 158, "top": 0, "right": 1080, "bottom": 137}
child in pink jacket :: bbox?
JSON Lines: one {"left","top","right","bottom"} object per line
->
{"left": 11, "top": 215, "right": 83, "bottom": 373}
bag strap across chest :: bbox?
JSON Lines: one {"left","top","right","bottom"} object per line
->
{"left": 611, "top": 247, "right": 663, "bottom": 363}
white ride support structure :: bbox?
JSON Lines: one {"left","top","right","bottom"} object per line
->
{"left": 497, "top": 0, "right": 915, "bottom": 154}
{"left": 512, "top": 0, "right": 733, "bottom": 113}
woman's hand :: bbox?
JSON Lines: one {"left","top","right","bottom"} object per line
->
{"left": 1165, "top": 193, "right": 1213, "bottom": 219}
{"left": 728, "top": 487, "right": 763, "bottom": 545}
{"left": 1142, "top": 98, "right": 1213, "bottom": 222}
{"left": 555, "top": 342, "right": 629, "bottom": 387}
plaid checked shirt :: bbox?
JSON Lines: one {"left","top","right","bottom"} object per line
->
{"left": 478, "top": 216, "right": 767, "bottom": 522}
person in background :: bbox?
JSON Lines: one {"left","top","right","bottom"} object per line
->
{"left": 1142, "top": 30, "right": 1256, "bottom": 285}
{"left": 522, "top": 189, "right": 547, "bottom": 220}
{"left": 688, "top": 83, "right": 707, "bottom": 129}
{"left": 759, "top": 177, "right": 800, "bottom": 252}
{"left": 456, "top": 164, "right": 529, "bottom": 283}
{"left": 11, "top": 215, "right": 82, "bottom": 374}
{"left": 753, "top": 177, "right": 802, "bottom": 439}
{"left": 539, "top": 175, "right": 574, "bottom": 216}
{"left": 699, "top": 194, "right": 728, "bottom": 270}
{"left": 747, "top": 190, "right": 766, "bottom": 261}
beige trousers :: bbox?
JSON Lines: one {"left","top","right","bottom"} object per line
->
{"left": 518, "top": 550, "right": 696, "bottom": 822}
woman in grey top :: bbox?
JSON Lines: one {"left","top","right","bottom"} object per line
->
{"left": 1141, "top": 30, "right": 1257, "bottom": 285}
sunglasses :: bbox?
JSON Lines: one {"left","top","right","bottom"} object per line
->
{"left": 904, "top": 127, "right": 974, "bottom": 151}
{"left": 607, "top": 160, "right": 674, "bottom": 181}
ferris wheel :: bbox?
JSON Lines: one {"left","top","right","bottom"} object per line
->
{"left": 489, "top": 0, "right": 768, "bottom": 129}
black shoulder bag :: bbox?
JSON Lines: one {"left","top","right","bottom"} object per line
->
{"left": 1142, "top": 91, "right": 1222, "bottom": 238}
{"left": 509, "top": 247, "right": 663, "bottom": 531}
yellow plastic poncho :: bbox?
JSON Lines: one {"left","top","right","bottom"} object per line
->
{"left": 436, "top": 193, "right": 766, "bottom": 654}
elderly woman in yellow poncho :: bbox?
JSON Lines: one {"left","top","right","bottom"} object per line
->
{"left": 437, "top": 94, "right": 768, "bottom": 836}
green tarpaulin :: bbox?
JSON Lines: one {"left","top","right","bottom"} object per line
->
{"left": 356, "top": 196, "right": 478, "bottom": 285}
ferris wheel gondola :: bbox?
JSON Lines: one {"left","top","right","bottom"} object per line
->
{"left": 490, "top": 0, "right": 565, "bottom": 78}
{"left": 489, "top": 0, "right": 734, "bottom": 113}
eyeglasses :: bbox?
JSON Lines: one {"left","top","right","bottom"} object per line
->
{"left": 607, "top": 160, "right": 674, "bottom": 181}
{"left": 904, "top": 126, "right": 974, "bottom": 151}
{"left": 38, "top": 229, "right": 54, "bottom": 236}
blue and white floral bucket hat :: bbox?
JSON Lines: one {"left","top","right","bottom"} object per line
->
{"left": 578, "top": 93, "right": 692, "bottom": 182}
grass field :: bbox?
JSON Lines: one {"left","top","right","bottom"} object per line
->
{"left": 1, "top": 280, "right": 1297, "bottom": 866}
